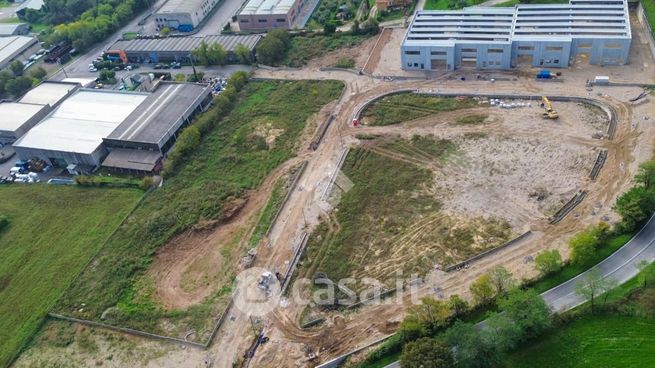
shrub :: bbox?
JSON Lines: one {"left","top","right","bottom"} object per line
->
{"left": 0, "top": 214, "right": 9, "bottom": 232}
{"left": 534, "top": 249, "right": 563, "bottom": 276}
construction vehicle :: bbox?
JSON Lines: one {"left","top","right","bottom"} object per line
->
{"left": 540, "top": 96, "right": 559, "bottom": 119}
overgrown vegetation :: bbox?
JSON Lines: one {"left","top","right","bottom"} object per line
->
{"left": 333, "top": 57, "right": 356, "bottom": 69}
{"left": 0, "top": 64, "right": 48, "bottom": 99}
{"left": 455, "top": 114, "right": 487, "bottom": 125}
{"left": 248, "top": 177, "right": 286, "bottom": 248}
{"left": 299, "top": 137, "right": 511, "bottom": 289}
{"left": 423, "top": 0, "right": 485, "bottom": 10}
{"left": 0, "top": 185, "right": 142, "bottom": 368}
{"left": 28, "top": 0, "right": 150, "bottom": 51}
{"left": 285, "top": 33, "right": 370, "bottom": 67}
{"left": 362, "top": 94, "right": 479, "bottom": 126}
{"left": 54, "top": 79, "right": 344, "bottom": 338}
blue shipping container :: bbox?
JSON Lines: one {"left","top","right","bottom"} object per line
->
{"left": 178, "top": 24, "right": 194, "bottom": 32}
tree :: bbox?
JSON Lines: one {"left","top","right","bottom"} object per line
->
{"left": 5, "top": 76, "right": 33, "bottom": 97}
{"left": 497, "top": 289, "right": 551, "bottom": 341}
{"left": 405, "top": 297, "right": 452, "bottom": 334}
{"left": 447, "top": 294, "right": 469, "bottom": 317}
{"left": 398, "top": 316, "right": 426, "bottom": 342}
{"left": 29, "top": 66, "right": 47, "bottom": 80}
{"left": 489, "top": 266, "right": 515, "bottom": 295}
{"left": 635, "top": 160, "right": 655, "bottom": 190}
{"left": 234, "top": 43, "right": 252, "bottom": 64}
{"left": 614, "top": 186, "right": 655, "bottom": 232}
{"left": 10, "top": 60, "right": 24, "bottom": 76}
{"left": 323, "top": 21, "right": 337, "bottom": 35}
{"left": 400, "top": 338, "right": 454, "bottom": 368}
{"left": 485, "top": 313, "right": 522, "bottom": 351}
{"left": 255, "top": 31, "right": 289, "bottom": 65}
{"left": 470, "top": 274, "right": 495, "bottom": 305}
{"left": 568, "top": 226, "right": 601, "bottom": 266}
{"left": 207, "top": 43, "right": 227, "bottom": 65}
{"left": 160, "top": 26, "right": 171, "bottom": 37}
{"left": 445, "top": 321, "right": 502, "bottom": 368}
{"left": 574, "top": 267, "right": 617, "bottom": 312}
{"left": 535, "top": 249, "right": 562, "bottom": 276}
{"left": 0, "top": 70, "right": 14, "bottom": 94}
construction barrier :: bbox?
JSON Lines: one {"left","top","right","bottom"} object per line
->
{"left": 550, "top": 191, "right": 588, "bottom": 225}
{"left": 445, "top": 231, "right": 533, "bottom": 272}
{"left": 589, "top": 150, "right": 608, "bottom": 181}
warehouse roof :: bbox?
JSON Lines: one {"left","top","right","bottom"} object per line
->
{"left": 157, "top": 0, "right": 206, "bottom": 14}
{"left": 240, "top": 0, "right": 296, "bottom": 15}
{"left": 0, "top": 23, "right": 28, "bottom": 36}
{"left": 14, "top": 90, "right": 148, "bottom": 154}
{"left": 19, "top": 81, "right": 80, "bottom": 106}
{"left": 106, "top": 82, "right": 209, "bottom": 146}
{"left": 102, "top": 148, "right": 162, "bottom": 172}
{"left": 403, "top": 0, "right": 630, "bottom": 47}
{"left": 0, "top": 102, "right": 46, "bottom": 132}
{"left": 0, "top": 35, "right": 38, "bottom": 67}
{"left": 110, "top": 34, "right": 262, "bottom": 53}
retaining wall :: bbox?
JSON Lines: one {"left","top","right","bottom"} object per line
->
{"left": 445, "top": 231, "right": 533, "bottom": 272}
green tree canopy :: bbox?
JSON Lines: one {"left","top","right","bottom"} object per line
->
{"left": 534, "top": 249, "right": 562, "bottom": 276}
{"left": 400, "top": 338, "right": 454, "bottom": 368}
{"left": 470, "top": 273, "right": 495, "bottom": 305}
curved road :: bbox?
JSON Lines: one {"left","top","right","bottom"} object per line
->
{"left": 380, "top": 216, "right": 655, "bottom": 368}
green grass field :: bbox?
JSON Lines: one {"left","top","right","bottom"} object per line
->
{"left": 423, "top": 0, "right": 484, "bottom": 11}
{"left": 0, "top": 185, "right": 142, "bottom": 368}
{"left": 53, "top": 80, "right": 344, "bottom": 338}
{"left": 285, "top": 34, "right": 371, "bottom": 67}
{"left": 506, "top": 315, "right": 655, "bottom": 368}
{"left": 362, "top": 94, "right": 478, "bottom": 126}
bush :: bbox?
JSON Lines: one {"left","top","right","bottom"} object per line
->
{"left": 0, "top": 214, "right": 8, "bottom": 232}
{"left": 400, "top": 338, "right": 454, "bottom": 368}
{"left": 535, "top": 249, "right": 562, "bottom": 276}
{"left": 568, "top": 223, "right": 609, "bottom": 266}
{"left": 256, "top": 30, "right": 291, "bottom": 65}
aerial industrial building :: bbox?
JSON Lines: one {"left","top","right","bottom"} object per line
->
{"left": 401, "top": 0, "right": 631, "bottom": 71}
{"left": 0, "top": 81, "right": 80, "bottom": 144}
{"left": 0, "top": 23, "right": 30, "bottom": 36}
{"left": 0, "top": 35, "right": 39, "bottom": 70}
{"left": 237, "top": 0, "right": 308, "bottom": 30}
{"left": 13, "top": 82, "right": 212, "bottom": 173}
{"left": 109, "top": 34, "right": 262, "bottom": 63}
{"left": 154, "top": 0, "right": 221, "bottom": 32}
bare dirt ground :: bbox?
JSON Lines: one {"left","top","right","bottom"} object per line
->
{"left": 14, "top": 14, "right": 655, "bottom": 368}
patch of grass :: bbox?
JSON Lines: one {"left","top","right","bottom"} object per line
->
{"left": 299, "top": 137, "right": 511, "bottom": 288}
{"left": 248, "top": 177, "right": 286, "bottom": 248}
{"left": 333, "top": 57, "right": 356, "bottom": 69}
{"left": 377, "top": 0, "right": 416, "bottom": 22}
{"left": 455, "top": 114, "right": 488, "bottom": 125}
{"left": 285, "top": 34, "right": 371, "bottom": 67}
{"left": 362, "top": 93, "right": 478, "bottom": 126}
{"left": 644, "top": 0, "right": 655, "bottom": 34}
{"left": 121, "top": 32, "right": 138, "bottom": 40}
{"left": 53, "top": 80, "right": 344, "bottom": 339}
{"left": 505, "top": 315, "right": 655, "bottom": 368}
{"left": 528, "top": 233, "right": 633, "bottom": 294}
{"left": 423, "top": 0, "right": 485, "bottom": 11}
{"left": 0, "top": 185, "right": 142, "bottom": 368}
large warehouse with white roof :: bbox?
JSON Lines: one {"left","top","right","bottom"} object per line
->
{"left": 401, "top": 0, "right": 631, "bottom": 71}
{"left": 238, "top": 0, "right": 309, "bottom": 30}
{"left": 0, "top": 35, "right": 39, "bottom": 70}
{"left": 13, "top": 81, "right": 212, "bottom": 173}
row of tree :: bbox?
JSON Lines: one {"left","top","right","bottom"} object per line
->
{"left": 399, "top": 286, "right": 552, "bottom": 368}
{"left": 42, "top": 0, "right": 150, "bottom": 51}
{"left": 0, "top": 63, "right": 47, "bottom": 98}
{"left": 190, "top": 41, "right": 253, "bottom": 66}
{"left": 161, "top": 71, "right": 249, "bottom": 176}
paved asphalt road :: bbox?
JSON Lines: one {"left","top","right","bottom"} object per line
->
{"left": 382, "top": 215, "right": 655, "bottom": 368}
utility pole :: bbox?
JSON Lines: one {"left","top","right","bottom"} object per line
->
{"left": 189, "top": 53, "right": 199, "bottom": 82}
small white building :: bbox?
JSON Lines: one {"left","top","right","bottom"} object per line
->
{"left": 238, "top": 0, "right": 309, "bottom": 30}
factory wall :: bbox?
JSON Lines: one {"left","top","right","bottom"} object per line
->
{"left": 14, "top": 145, "right": 107, "bottom": 168}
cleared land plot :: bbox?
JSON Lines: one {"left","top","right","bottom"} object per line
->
{"left": 0, "top": 185, "right": 142, "bottom": 368}
{"left": 52, "top": 80, "right": 344, "bottom": 342}
{"left": 506, "top": 315, "right": 655, "bottom": 368}
{"left": 300, "top": 136, "right": 513, "bottom": 289}
{"left": 285, "top": 34, "right": 371, "bottom": 67}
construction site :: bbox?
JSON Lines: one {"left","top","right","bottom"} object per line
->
{"left": 12, "top": 2, "right": 655, "bottom": 368}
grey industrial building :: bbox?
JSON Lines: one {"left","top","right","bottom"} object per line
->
{"left": 0, "top": 23, "right": 30, "bottom": 36}
{"left": 154, "top": 0, "right": 221, "bottom": 32}
{"left": 109, "top": 34, "right": 262, "bottom": 63}
{"left": 0, "top": 81, "right": 80, "bottom": 144}
{"left": 13, "top": 82, "right": 212, "bottom": 173}
{"left": 0, "top": 35, "right": 40, "bottom": 70}
{"left": 401, "top": 0, "right": 631, "bottom": 71}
